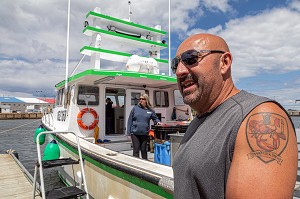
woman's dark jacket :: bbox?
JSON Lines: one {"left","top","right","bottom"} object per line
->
{"left": 127, "top": 104, "right": 160, "bottom": 135}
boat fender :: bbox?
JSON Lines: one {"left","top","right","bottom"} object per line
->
{"left": 77, "top": 108, "right": 99, "bottom": 130}
{"left": 34, "top": 125, "right": 46, "bottom": 144}
{"left": 43, "top": 140, "right": 60, "bottom": 161}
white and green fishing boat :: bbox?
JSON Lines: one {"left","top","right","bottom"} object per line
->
{"left": 41, "top": 5, "right": 192, "bottom": 199}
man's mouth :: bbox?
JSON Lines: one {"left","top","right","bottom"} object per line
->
{"left": 180, "top": 75, "right": 197, "bottom": 90}
{"left": 182, "top": 80, "right": 195, "bottom": 89}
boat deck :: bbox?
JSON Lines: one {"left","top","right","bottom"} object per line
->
{"left": 119, "top": 149, "right": 155, "bottom": 162}
{"left": 98, "top": 141, "right": 300, "bottom": 198}
{"left": 0, "top": 154, "right": 41, "bottom": 199}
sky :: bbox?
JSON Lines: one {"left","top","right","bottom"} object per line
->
{"left": 1, "top": 0, "right": 300, "bottom": 110}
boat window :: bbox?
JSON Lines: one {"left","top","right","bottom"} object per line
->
{"left": 106, "top": 95, "right": 125, "bottom": 108}
{"left": 154, "top": 91, "right": 169, "bottom": 107}
{"left": 77, "top": 85, "right": 99, "bottom": 106}
{"left": 174, "top": 90, "right": 185, "bottom": 106}
{"left": 117, "top": 96, "right": 125, "bottom": 107}
{"left": 131, "top": 92, "right": 141, "bottom": 105}
{"left": 56, "top": 88, "right": 64, "bottom": 106}
{"left": 105, "top": 95, "right": 117, "bottom": 107}
{"left": 64, "top": 86, "right": 71, "bottom": 107}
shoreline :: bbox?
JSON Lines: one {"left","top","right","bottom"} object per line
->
{"left": 0, "top": 113, "right": 42, "bottom": 120}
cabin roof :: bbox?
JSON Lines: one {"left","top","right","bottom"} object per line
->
{"left": 56, "top": 69, "right": 178, "bottom": 89}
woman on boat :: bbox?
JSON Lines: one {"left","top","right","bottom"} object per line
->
{"left": 127, "top": 94, "right": 161, "bottom": 159}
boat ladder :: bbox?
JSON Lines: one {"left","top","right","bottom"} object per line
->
{"left": 32, "top": 131, "right": 89, "bottom": 199}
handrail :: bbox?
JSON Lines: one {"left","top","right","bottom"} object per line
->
{"left": 35, "top": 131, "right": 89, "bottom": 199}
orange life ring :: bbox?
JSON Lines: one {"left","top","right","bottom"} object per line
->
{"left": 77, "top": 108, "right": 99, "bottom": 130}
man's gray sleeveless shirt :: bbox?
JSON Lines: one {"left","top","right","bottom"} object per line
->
{"left": 173, "top": 91, "right": 273, "bottom": 199}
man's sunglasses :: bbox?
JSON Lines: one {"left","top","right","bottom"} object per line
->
{"left": 171, "top": 49, "right": 225, "bottom": 74}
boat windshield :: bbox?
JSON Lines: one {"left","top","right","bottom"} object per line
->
{"left": 77, "top": 85, "right": 99, "bottom": 106}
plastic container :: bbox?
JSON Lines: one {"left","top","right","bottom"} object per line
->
{"left": 154, "top": 141, "right": 171, "bottom": 166}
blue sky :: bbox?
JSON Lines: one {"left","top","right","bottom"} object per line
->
{"left": 0, "top": 0, "right": 300, "bottom": 110}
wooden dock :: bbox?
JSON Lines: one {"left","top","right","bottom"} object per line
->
{"left": 0, "top": 154, "right": 41, "bottom": 198}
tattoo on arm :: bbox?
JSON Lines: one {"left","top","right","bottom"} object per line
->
{"left": 246, "top": 112, "right": 289, "bottom": 165}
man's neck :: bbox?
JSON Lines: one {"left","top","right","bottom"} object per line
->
{"left": 196, "top": 83, "right": 239, "bottom": 116}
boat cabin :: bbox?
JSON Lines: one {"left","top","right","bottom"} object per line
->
{"left": 52, "top": 70, "right": 191, "bottom": 148}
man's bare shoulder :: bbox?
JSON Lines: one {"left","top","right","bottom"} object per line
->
{"left": 244, "top": 102, "right": 294, "bottom": 164}
{"left": 226, "top": 101, "right": 298, "bottom": 199}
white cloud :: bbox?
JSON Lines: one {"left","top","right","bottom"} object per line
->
{"left": 0, "top": 59, "right": 65, "bottom": 96}
{"left": 290, "top": 0, "right": 300, "bottom": 12}
{"left": 170, "top": 0, "right": 232, "bottom": 33}
{"left": 0, "top": 0, "right": 171, "bottom": 97}
{"left": 170, "top": 0, "right": 202, "bottom": 33}
{"left": 253, "top": 87, "right": 300, "bottom": 110}
{"left": 179, "top": 1, "right": 300, "bottom": 109}
{"left": 1, "top": 0, "right": 299, "bottom": 111}
{"left": 202, "top": 0, "right": 232, "bottom": 13}
{"left": 1, "top": 0, "right": 234, "bottom": 98}
{"left": 199, "top": 6, "right": 300, "bottom": 81}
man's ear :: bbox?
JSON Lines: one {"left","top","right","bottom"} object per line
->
{"left": 220, "top": 52, "right": 232, "bottom": 74}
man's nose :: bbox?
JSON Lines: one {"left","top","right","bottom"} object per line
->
{"left": 176, "top": 61, "right": 189, "bottom": 77}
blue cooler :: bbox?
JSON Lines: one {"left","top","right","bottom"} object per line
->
{"left": 154, "top": 141, "right": 171, "bottom": 166}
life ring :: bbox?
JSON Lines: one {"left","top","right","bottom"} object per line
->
{"left": 77, "top": 108, "right": 99, "bottom": 130}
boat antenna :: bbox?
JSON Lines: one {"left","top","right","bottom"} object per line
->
{"left": 64, "top": 0, "right": 71, "bottom": 106}
{"left": 128, "top": 1, "right": 132, "bottom": 22}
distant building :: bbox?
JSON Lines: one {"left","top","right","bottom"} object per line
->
{"left": 0, "top": 97, "right": 55, "bottom": 113}
{"left": 287, "top": 109, "right": 300, "bottom": 116}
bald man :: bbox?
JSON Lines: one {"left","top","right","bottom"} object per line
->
{"left": 172, "top": 33, "right": 297, "bottom": 199}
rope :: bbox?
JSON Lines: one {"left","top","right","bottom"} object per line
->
{"left": 0, "top": 119, "right": 40, "bottom": 134}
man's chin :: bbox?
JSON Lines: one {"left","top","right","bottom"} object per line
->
{"left": 183, "top": 95, "right": 197, "bottom": 106}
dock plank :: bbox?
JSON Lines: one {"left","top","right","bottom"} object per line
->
{"left": 0, "top": 154, "right": 41, "bottom": 198}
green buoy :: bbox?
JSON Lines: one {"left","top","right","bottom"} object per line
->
{"left": 43, "top": 140, "right": 60, "bottom": 161}
{"left": 34, "top": 125, "right": 46, "bottom": 144}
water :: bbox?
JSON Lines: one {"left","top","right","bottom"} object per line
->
{"left": 0, "top": 119, "right": 64, "bottom": 191}
{"left": 292, "top": 116, "right": 300, "bottom": 129}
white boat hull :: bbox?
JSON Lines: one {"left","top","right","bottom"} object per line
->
{"left": 46, "top": 132, "right": 173, "bottom": 199}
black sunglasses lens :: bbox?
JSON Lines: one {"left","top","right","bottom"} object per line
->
{"left": 171, "top": 50, "right": 199, "bottom": 73}
{"left": 181, "top": 50, "right": 199, "bottom": 66}
{"left": 171, "top": 57, "right": 179, "bottom": 73}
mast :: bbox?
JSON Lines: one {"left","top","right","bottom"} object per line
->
{"left": 64, "top": 0, "right": 71, "bottom": 106}
{"left": 168, "top": 0, "right": 171, "bottom": 76}
{"left": 128, "top": 1, "right": 132, "bottom": 22}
